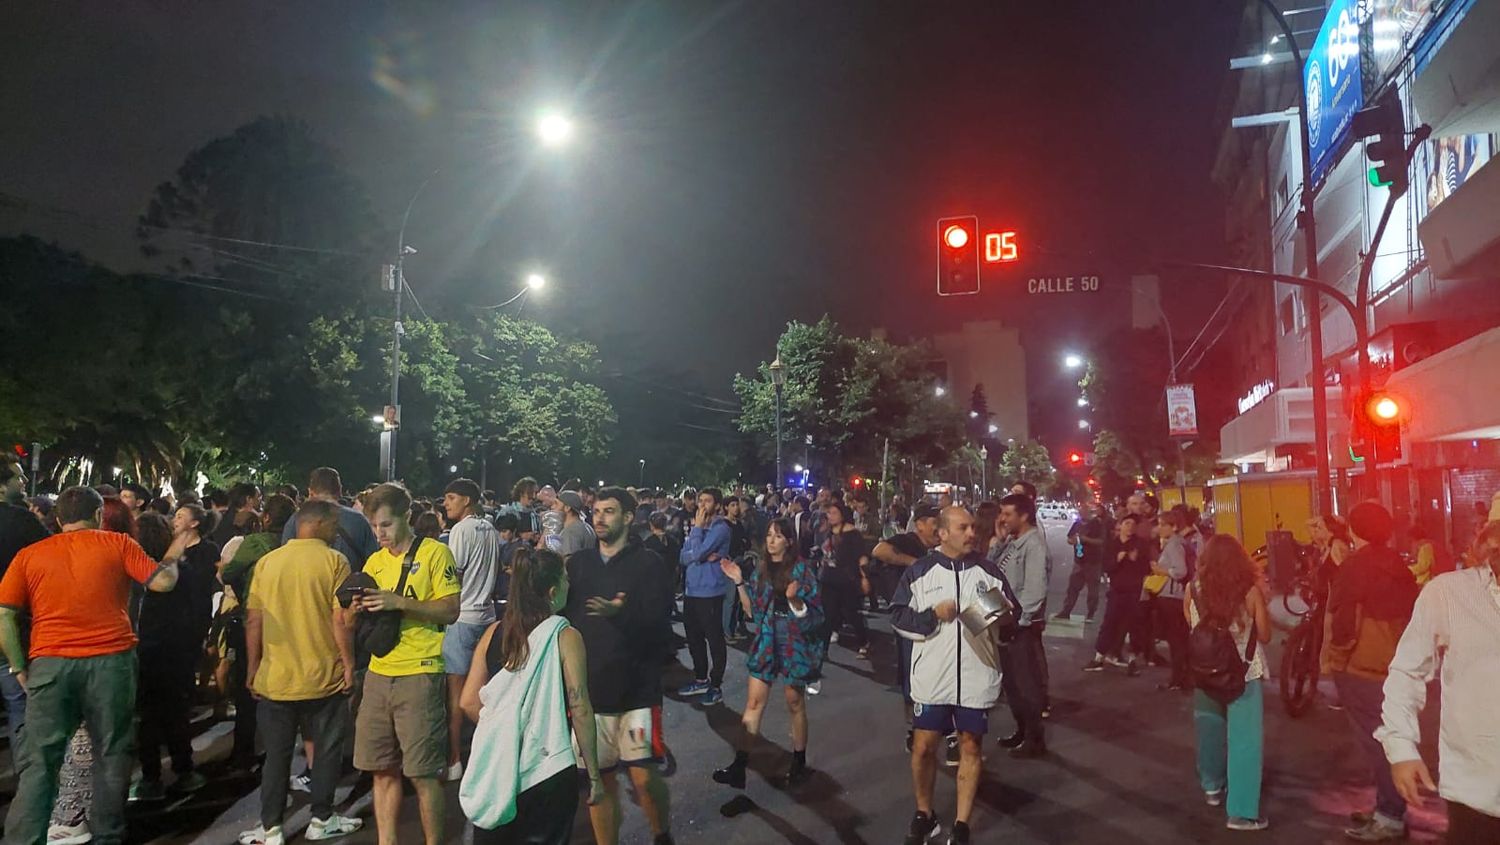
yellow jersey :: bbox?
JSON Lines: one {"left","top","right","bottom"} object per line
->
{"left": 363, "top": 537, "right": 460, "bottom": 676}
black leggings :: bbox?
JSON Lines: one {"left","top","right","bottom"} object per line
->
{"left": 1094, "top": 592, "right": 1138, "bottom": 658}
{"left": 471, "top": 766, "right": 579, "bottom": 845}
{"left": 137, "top": 644, "right": 197, "bottom": 780}
{"left": 683, "top": 595, "right": 727, "bottom": 687}
{"left": 821, "top": 578, "right": 867, "bottom": 649}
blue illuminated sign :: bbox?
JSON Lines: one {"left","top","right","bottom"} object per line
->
{"left": 1304, "top": 0, "right": 1365, "bottom": 185}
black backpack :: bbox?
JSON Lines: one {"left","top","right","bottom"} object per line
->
{"left": 1187, "top": 594, "right": 1258, "bottom": 706}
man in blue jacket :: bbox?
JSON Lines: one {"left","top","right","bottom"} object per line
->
{"left": 678, "top": 488, "right": 732, "bottom": 705}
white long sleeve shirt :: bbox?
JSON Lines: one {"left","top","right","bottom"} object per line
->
{"left": 1375, "top": 566, "right": 1500, "bottom": 817}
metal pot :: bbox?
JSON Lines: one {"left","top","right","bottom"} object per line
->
{"left": 959, "top": 585, "right": 1016, "bottom": 636}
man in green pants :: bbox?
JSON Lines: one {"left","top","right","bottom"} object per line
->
{"left": 0, "top": 486, "right": 183, "bottom": 845}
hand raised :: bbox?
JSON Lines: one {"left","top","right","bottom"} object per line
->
{"left": 585, "top": 592, "right": 627, "bottom": 617}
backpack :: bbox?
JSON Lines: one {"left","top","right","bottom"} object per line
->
{"left": 1187, "top": 593, "right": 1257, "bottom": 706}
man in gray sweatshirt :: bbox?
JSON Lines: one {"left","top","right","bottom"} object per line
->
{"left": 996, "top": 493, "right": 1053, "bottom": 757}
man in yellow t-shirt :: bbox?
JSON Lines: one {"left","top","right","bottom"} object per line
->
{"left": 240, "top": 499, "right": 363, "bottom": 844}
{"left": 352, "top": 483, "right": 460, "bottom": 845}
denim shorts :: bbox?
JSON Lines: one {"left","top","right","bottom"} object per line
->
{"left": 440, "top": 620, "right": 489, "bottom": 676}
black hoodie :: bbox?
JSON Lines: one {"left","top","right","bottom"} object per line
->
{"left": 562, "top": 539, "right": 674, "bottom": 713}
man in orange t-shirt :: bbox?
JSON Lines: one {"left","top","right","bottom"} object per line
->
{"left": 0, "top": 486, "right": 183, "bottom": 845}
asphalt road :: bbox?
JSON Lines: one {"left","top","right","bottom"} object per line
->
{"left": 1, "top": 516, "right": 1451, "bottom": 843}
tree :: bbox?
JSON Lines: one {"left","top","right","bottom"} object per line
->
{"left": 996, "top": 439, "right": 1058, "bottom": 494}
{"left": 966, "top": 384, "right": 993, "bottom": 443}
{"left": 733, "top": 316, "right": 966, "bottom": 484}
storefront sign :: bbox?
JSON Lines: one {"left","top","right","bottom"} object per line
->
{"left": 1305, "top": 0, "right": 1365, "bottom": 185}
{"left": 1237, "top": 379, "right": 1276, "bottom": 414}
{"left": 1166, "top": 384, "right": 1199, "bottom": 438}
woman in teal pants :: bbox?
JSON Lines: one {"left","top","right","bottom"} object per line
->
{"left": 1184, "top": 535, "right": 1272, "bottom": 832}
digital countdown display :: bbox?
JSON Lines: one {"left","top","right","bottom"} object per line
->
{"left": 983, "top": 231, "right": 1018, "bottom": 263}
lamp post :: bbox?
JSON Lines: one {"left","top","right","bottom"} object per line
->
{"left": 1255, "top": 0, "right": 1331, "bottom": 516}
{"left": 638, "top": 458, "right": 646, "bottom": 487}
{"left": 979, "top": 445, "right": 988, "bottom": 500}
{"left": 769, "top": 357, "right": 786, "bottom": 487}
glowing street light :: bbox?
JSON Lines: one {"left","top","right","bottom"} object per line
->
{"left": 1077, "top": 397, "right": 1089, "bottom": 407}
{"left": 987, "top": 423, "right": 999, "bottom": 435}
{"left": 526, "top": 273, "right": 547, "bottom": 291}
{"left": 935, "top": 385, "right": 947, "bottom": 398}
{"left": 1063, "top": 353, "right": 1084, "bottom": 369}
{"left": 1078, "top": 419, "right": 1091, "bottom": 430}
{"left": 536, "top": 111, "right": 574, "bottom": 147}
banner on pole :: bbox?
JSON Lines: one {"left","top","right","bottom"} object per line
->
{"left": 1165, "top": 384, "right": 1199, "bottom": 438}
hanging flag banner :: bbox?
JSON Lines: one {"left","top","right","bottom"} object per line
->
{"left": 1166, "top": 384, "right": 1200, "bottom": 438}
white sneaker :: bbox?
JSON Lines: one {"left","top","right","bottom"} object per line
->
{"left": 47, "top": 822, "right": 92, "bottom": 844}
{"left": 288, "top": 773, "right": 311, "bottom": 793}
{"left": 445, "top": 761, "right": 464, "bottom": 782}
{"left": 806, "top": 680, "right": 821, "bottom": 696}
{"left": 306, "top": 815, "right": 363, "bottom": 841}
{"left": 237, "top": 825, "right": 284, "bottom": 845}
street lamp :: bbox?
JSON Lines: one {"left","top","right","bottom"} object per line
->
{"left": 638, "top": 458, "right": 646, "bottom": 487}
{"left": 1078, "top": 419, "right": 1091, "bottom": 430}
{"left": 1063, "top": 353, "right": 1084, "bottom": 369}
{"left": 979, "top": 445, "right": 988, "bottom": 500}
{"left": 386, "top": 112, "right": 575, "bottom": 482}
{"left": 935, "top": 385, "right": 947, "bottom": 397}
{"left": 1077, "top": 397, "right": 1089, "bottom": 407}
{"left": 476, "top": 272, "right": 548, "bottom": 310}
{"left": 536, "top": 111, "right": 575, "bottom": 147}
{"left": 769, "top": 357, "right": 786, "bottom": 486}
{"left": 987, "top": 423, "right": 999, "bottom": 435}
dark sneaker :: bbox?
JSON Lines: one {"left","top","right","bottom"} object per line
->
{"left": 947, "top": 821, "right": 972, "bottom": 845}
{"left": 1102, "top": 655, "right": 1130, "bottom": 670}
{"left": 1083, "top": 658, "right": 1106, "bottom": 672}
{"left": 1342, "top": 819, "right": 1406, "bottom": 841}
{"left": 1126, "top": 659, "right": 1142, "bottom": 677}
{"left": 701, "top": 686, "right": 724, "bottom": 706}
{"left": 677, "top": 679, "right": 710, "bottom": 696}
{"left": 998, "top": 732, "right": 1025, "bottom": 750}
{"left": 903, "top": 811, "right": 942, "bottom": 845}
{"left": 169, "top": 771, "right": 208, "bottom": 794}
{"left": 781, "top": 759, "right": 812, "bottom": 788}
{"left": 128, "top": 779, "right": 166, "bottom": 803}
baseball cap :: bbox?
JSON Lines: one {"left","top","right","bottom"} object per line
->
{"left": 913, "top": 503, "right": 942, "bottom": 522}
{"left": 559, "top": 490, "right": 586, "bottom": 512}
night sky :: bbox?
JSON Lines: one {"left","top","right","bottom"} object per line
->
{"left": 1, "top": 1, "right": 1243, "bottom": 446}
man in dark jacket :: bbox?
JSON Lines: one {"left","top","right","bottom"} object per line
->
{"left": 1325, "top": 501, "right": 1419, "bottom": 843}
{"left": 563, "top": 488, "right": 676, "bottom": 845}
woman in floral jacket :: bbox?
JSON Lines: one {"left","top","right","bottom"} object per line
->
{"left": 712, "top": 517, "right": 825, "bottom": 790}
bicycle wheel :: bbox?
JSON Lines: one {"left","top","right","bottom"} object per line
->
{"left": 1279, "top": 622, "right": 1320, "bottom": 718}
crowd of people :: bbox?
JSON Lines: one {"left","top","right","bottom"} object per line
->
{"left": 0, "top": 454, "right": 1496, "bottom": 845}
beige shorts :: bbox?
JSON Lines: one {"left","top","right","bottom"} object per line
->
{"left": 578, "top": 707, "right": 664, "bottom": 771}
{"left": 354, "top": 672, "right": 447, "bottom": 779}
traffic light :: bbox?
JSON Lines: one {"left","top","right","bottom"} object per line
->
{"left": 850, "top": 476, "right": 863, "bottom": 489}
{"left": 1350, "top": 388, "right": 1408, "bottom": 463}
{"left": 936, "top": 215, "right": 980, "bottom": 296}
{"left": 1352, "top": 88, "right": 1408, "bottom": 197}
{"left": 1068, "top": 451, "right": 1083, "bottom": 466}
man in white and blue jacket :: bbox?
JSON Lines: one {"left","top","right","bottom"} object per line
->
{"left": 677, "top": 488, "right": 732, "bottom": 705}
{"left": 891, "top": 506, "right": 1016, "bottom": 845}
{"left": 996, "top": 493, "right": 1053, "bottom": 759}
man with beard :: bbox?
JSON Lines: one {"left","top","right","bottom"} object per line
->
{"left": 563, "top": 488, "right": 676, "bottom": 845}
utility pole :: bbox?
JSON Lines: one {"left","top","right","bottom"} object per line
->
{"left": 1258, "top": 0, "right": 1331, "bottom": 516}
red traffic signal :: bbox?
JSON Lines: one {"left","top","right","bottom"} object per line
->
{"left": 1350, "top": 389, "right": 1408, "bottom": 463}
{"left": 936, "top": 215, "right": 980, "bottom": 296}
{"left": 1068, "top": 451, "right": 1083, "bottom": 465}
{"left": 850, "top": 476, "right": 863, "bottom": 488}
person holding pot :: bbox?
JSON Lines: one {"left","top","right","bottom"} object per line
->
{"left": 890, "top": 506, "right": 1018, "bottom": 845}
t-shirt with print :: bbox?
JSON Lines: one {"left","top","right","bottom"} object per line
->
{"left": 246, "top": 538, "right": 351, "bottom": 700}
{"left": 0, "top": 529, "right": 161, "bottom": 659}
{"left": 363, "top": 537, "right": 460, "bottom": 677}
